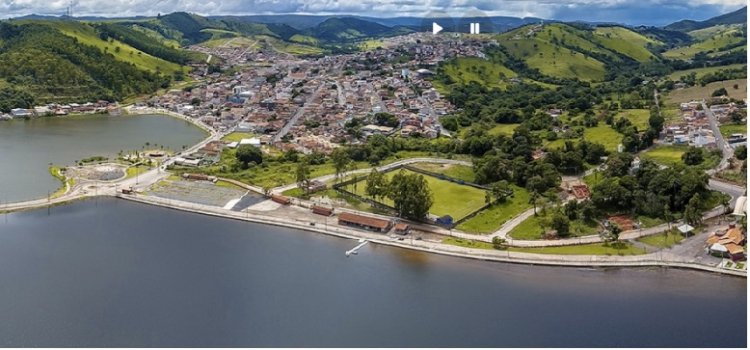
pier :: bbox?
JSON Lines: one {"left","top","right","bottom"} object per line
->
{"left": 346, "top": 240, "right": 369, "bottom": 257}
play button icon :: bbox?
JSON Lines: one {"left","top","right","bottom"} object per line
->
{"left": 432, "top": 22, "right": 443, "bottom": 35}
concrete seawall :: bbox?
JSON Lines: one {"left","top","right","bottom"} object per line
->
{"left": 117, "top": 194, "right": 747, "bottom": 278}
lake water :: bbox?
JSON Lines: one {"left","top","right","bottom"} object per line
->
{"left": 0, "top": 115, "right": 207, "bottom": 202}
{"left": 0, "top": 198, "right": 745, "bottom": 347}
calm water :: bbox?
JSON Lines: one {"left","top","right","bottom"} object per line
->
{"left": 0, "top": 115, "right": 206, "bottom": 202}
{"left": 0, "top": 198, "right": 745, "bottom": 347}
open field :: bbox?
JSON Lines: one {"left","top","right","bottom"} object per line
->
{"left": 665, "top": 79, "right": 747, "bottom": 105}
{"left": 640, "top": 145, "right": 686, "bottom": 165}
{"left": 636, "top": 229, "right": 685, "bottom": 249}
{"left": 500, "top": 38, "right": 606, "bottom": 82}
{"left": 440, "top": 57, "right": 517, "bottom": 89}
{"left": 456, "top": 185, "right": 532, "bottom": 234}
{"left": 342, "top": 169, "right": 487, "bottom": 220}
{"left": 409, "top": 163, "right": 475, "bottom": 183}
{"left": 221, "top": 132, "right": 257, "bottom": 142}
{"left": 442, "top": 238, "right": 647, "bottom": 255}
{"left": 667, "top": 64, "right": 746, "bottom": 81}
{"left": 584, "top": 125, "right": 623, "bottom": 152}
{"left": 617, "top": 109, "right": 651, "bottom": 130}
{"left": 507, "top": 211, "right": 600, "bottom": 240}
{"left": 489, "top": 123, "right": 520, "bottom": 136}
{"left": 719, "top": 123, "right": 747, "bottom": 137}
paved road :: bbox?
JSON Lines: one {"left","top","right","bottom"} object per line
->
{"left": 703, "top": 100, "right": 734, "bottom": 174}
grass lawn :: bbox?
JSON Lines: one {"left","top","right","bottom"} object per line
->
{"left": 617, "top": 109, "right": 651, "bottom": 130}
{"left": 126, "top": 165, "right": 150, "bottom": 179}
{"left": 221, "top": 132, "right": 257, "bottom": 142}
{"left": 456, "top": 185, "right": 532, "bottom": 234}
{"left": 441, "top": 237, "right": 647, "bottom": 255}
{"left": 488, "top": 123, "right": 520, "bottom": 136}
{"left": 666, "top": 79, "right": 747, "bottom": 105}
{"left": 719, "top": 123, "right": 747, "bottom": 138}
{"left": 583, "top": 171, "right": 605, "bottom": 188}
{"left": 641, "top": 145, "right": 686, "bottom": 165}
{"left": 507, "top": 212, "right": 600, "bottom": 240}
{"left": 584, "top": 125, "right": 623, "bottom": 152}
{"left": 636, "top": 229, "right": 685, "bottom": 249}
{"left": 343, "top": 169, "right": 487, "bottom": 220}
{"left": 409, "top": 162, "right": 475, "bottom": 183}
{"left": 508, "top": 242, "right": 647, "bottom": 255}
{"left": 641, "top": 145, "right": 721, "bottom": 170}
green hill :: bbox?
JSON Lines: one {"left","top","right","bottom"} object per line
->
{"left": 497, "top": 24, "right": 608, "bottom": 82}
{"left": 0, "top": 22, "right": 169, "bottom": 104}
{"left": 37, "top": 21, "right": 185, "bottom": 76}
{"left": 591, "top": 26, "right": 661, "bottom": 62}
{"left": 662, "top": 24, "right": 746, "bottom": 60}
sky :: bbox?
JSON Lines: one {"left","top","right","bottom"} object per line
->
{"left": 0, "top": 0, "right": 746, "bottom": 26}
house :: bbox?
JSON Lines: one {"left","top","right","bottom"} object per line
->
{"left": 338, "top": 212, "right": 392, "bottom": 232}
{"left": 239, "top": 138, "right": 262, "bottom": 147}
{"left": 707, "top": 225, "right": 746, "bottom": 260}
{"left": 10, "top": 108, "right": 33, "bottom": 118}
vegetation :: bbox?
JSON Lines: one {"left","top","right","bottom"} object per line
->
{"left": 636, "top": 229, "right": 685, "bottom": 249}
{"left": 456, "top": 185, "right": 532, "bottom": 234}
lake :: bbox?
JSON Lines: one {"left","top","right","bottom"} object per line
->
{"left": 0, "top": 198, "right": 745, "bottom": 347}
{"left": 0, "top": 114, "right": 207, "bottom": 202}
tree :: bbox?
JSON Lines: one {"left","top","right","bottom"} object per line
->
{"left": 730, "top": 110, "right": 745, "bottom": 124}
{"left": 492, "top": 237, "right": 507, "bottom": 250}
{"left": 601, "top": 223, "right": 622, "bottom": 243}
{"left": 387, "top": 170, "right": 434, "bottom": 220}
{"left": 683, "top": 193, "right": 703, "bottom": 227}
{"left": 711, "top": 87, "right": 728, "bottom": 97}
{"left": 365, "top": 169, "right": 388, "bottom": 201}
{"left": 295, "top": 160, "right": 311, "bottom": 195}
{"left": 681, "top": 146, "right": 703, "bottom": 166}
{"left": 331, "top": 148, "right": 351, "bottom": 183}
{"left": 734, "top": 145, "right": 746, "bottom": 160}
{"left": 550, "top": 212, "right": 571, "bottom": 237}
{"left": 235, "top": 145, "right": 263, "bottom": 168}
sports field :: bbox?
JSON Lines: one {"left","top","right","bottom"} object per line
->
{"left": 342, "top": 169, "right": 487, "bottom": 220}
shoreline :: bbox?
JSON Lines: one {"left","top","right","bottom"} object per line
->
{"left": 116, "top": 194, "right": 748, "bottom": 278}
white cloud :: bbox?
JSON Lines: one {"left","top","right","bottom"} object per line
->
{"left": 0, "top": 0, "right": 744, "bottom": 24}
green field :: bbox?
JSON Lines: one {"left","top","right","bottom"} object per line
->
{"left": 641, "top": 145, "right": 687, "bottom": 165}
{"left": 440, "top": 57, "right": 517, "bottom": 89}
{"left": 592, "top": 26, "right": 660, "bottom": 62}
{"left": 507, "top": 211, "right": 600, "bottom": 240}
{"left": 44, "top": 21, "right": 184, "bottom": 75}
{"left": 221, "top": 132, "right": 258, "bottom": 142}
{"left": 719, "top": 123, "right": 747, "bottom": 137}
{"left": 585, "top": 125, "right": 624, "bottom": 152}
{"left": 508, "top": 242, "right": 646, "bottom": 255}
{"left": 666, "top": 79, "right": 747, "bottom": 105}
{"left": 343, "top": 169, "right": 487, "bottom": 220}
{"left": 617, "top": 109, "right": 651, "bottom": 130}
{"left": 456, "top": 185, "right": 532, "bottom": 234}
{"left": 357, "top": 39, "right": 385, "bottom": 51}
{"left": 636, "top": 229, "right": 685, "bottom": 249}
{"left": 409, "top": 163, "right": 475, "bottom": 183}
{"left": 667, "top": 64, "right": 746, "bottom": 81}
{"left": 489, "top": 123, "right": 521, "bottom": 136}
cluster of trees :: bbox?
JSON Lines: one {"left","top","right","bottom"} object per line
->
{"left": 235, "top": 145, "right": 263, "bottom": 169}
{"left": 0, "top": 87, "right": 34, "bottom": 112}
{"left": 590, "top": 154, "right": 711, "bottom": 220}
{"left": 0, "top": 23, "right": 169, "bottom": 103}
{"left": 365, "top": 169, "right": 434, "bottom": 220}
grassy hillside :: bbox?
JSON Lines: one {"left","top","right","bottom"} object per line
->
{"left": 40, "top": 21, "right": 184, "bottom": 75}
{"left": 438, "top": 57, "right": 517, "bottom": 89}
{"left": 498, "top": 25, "right": 608, "bottom": 82}
{"left": 665, "top": 78, "right": 747, "bottom": 105}
{"left": 667, "top": 63, "right": 746, "bottom": 81}
{"left": 662, "top": 24, "right": 746, "bottom": 60}
{"left": 592, "top": 26, "right": 661, "bottom": 62}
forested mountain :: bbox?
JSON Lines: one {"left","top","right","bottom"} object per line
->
{"left": 0, "top": 22, "right": 171, "bottom": 105}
